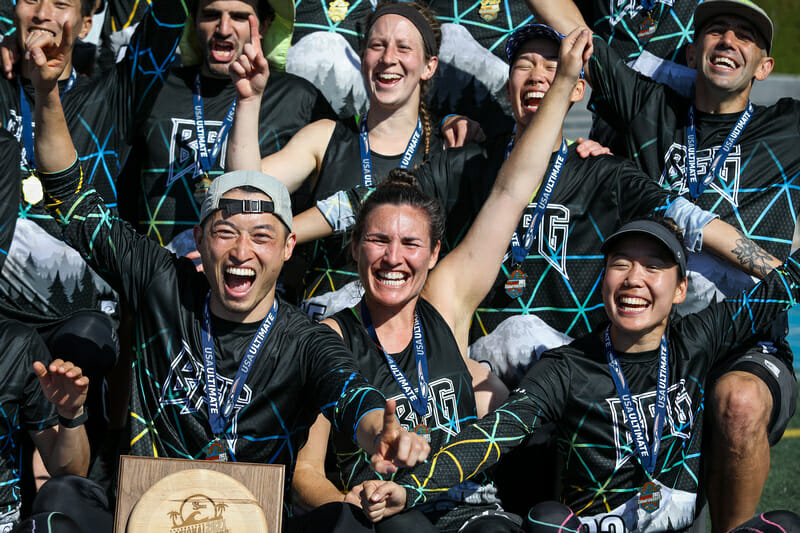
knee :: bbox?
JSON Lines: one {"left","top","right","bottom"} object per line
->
{"left": 525, "top": 501, "right": 581, "bottom": 533}
{"left": 711, "top": 372, "right": 771, "bottom": 440}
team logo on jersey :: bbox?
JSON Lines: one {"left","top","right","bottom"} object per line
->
{"left": 660, "top": 143, "right": 742, "bottom": 207}
{"left": 391, "top": 378, "right": 459, "bottom": 440}
{"left": 479, "top": 0, "right": 501, "bottom": 22}
{"left": 608, "top": 0, "right": 674, "bottom": 28}
{"left": 166, "top": 118, "right": 228, "bottom": 187}
{"left": 159, "top": 340, "right": 253, "bottom": 453}
{"left": 606, "top": 379, "right": 694, "bottom": 470}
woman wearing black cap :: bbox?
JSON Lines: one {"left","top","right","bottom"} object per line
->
{"left": 358, "top": 216, "right": 800, "bottom": 532}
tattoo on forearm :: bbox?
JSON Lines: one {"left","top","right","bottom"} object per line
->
{"left": 731, "top": 230, "right": 775, "bottom": 277}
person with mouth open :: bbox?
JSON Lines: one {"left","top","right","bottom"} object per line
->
{"left": 26, "top": 17, "right": 430, "bottom": 532}
{"left": 355, "top": 216, "right": 800, "bottom": 533}
{"left": 287, "top": 27, "right": 597, "bottom": 533}
{"left": 527, "top": 0, "right": 800, "bottom": 529}
{"left": 225, "top": 0, "right": 492, "bottom": 317}
{"left": 122, "top": 0, "right": 335, "bottom": 252}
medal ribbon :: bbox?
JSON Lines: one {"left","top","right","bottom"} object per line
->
{"left": 360, "top": 300, "right": 429, "bottom": 416}
{"left": 20, "top": 69, "right": 76, "bottom": 169}
{"left": 201, "top": 294, "right": 278, "bottom": 435}
{"left": 506, "top": 137, "right": 568, "bottom": 265}
{"left": 680, "top": 101, "right": 753, "bottom": 199}
{"left": 193, "top": 74, "right": 237, "bottom": 174}
{"left": 358, "top": 115, "right": 423, "bottom": 187}
{"left": 603, "top": 326, "right": 668, "bottom": 475}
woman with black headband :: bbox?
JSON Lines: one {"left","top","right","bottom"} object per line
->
{"left": 226, "top": 1, "right": 487, "bottom": 309}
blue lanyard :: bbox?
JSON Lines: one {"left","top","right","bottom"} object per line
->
{"left": 506, "top": 135, "right": 568, "bottom": 265}
{"left": 603, "top": 326, "right": 669, "bottom": 475}
{"left": 358, "top": 115, "right": 423, "bottom": 187}
{"left": 19, "top": 69, "right": 76, "bottom": 169}
{"left": 193, "top": 74, "right": 237, "bottom": 174}
{"left": 679, "top": 102, "right": 753, "bottom": 199}
{"left": 200, "top": 294, "right": 278, "bottom": 435}
{"left": 360, "top": 300, "right": 429, "bottom": 416}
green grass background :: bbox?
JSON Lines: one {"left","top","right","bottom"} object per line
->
{"left": 760, "top": 1, "right": 800, "bottom": 73}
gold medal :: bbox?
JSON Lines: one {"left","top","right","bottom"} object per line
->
{"left": 479, "top": 0, "right": 501, "bottom": 22}
{"left": 637, "top": 12, "right": 657, "bottom": 43}
{"left": 204, "top": 437, "right": 228, "bottom": 461}
{"left": 22, "top": 173, "right": 44, "bottom": 205}
{"left": 327, "top": 0, "right": 350, "bottom": 23}
{"left": 413, "top": 423, "right": 431, "bottom": 443}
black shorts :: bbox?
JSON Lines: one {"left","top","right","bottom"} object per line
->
{"left": 710, "top": 341, "right": 798, "bottom": 445}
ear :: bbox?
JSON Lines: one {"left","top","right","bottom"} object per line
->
{"left": 258, "top": 17, "right": 270, "bottom": 41}
{"left": 753, "top": 55, "right": 774, "bottom": 82}
{"left": 569, "top": 77, "right": 587, "bottom": 104}
{"left": 283, "top": 231, "right": 297, "bottom": 262}
{"left": 351, "top": 233, "right": 359, "bottom": 263}
{"left": 686, "top": 42, "right": 697, "bottom": 69}
{"left": 505, "top": 79, "right": 511, "bottom": 103}
{"left": 428, "top": 240, "right": 441, "bottom": 270}
{"left": 193, "top": 225, "right": 204, "bottom": 251}
{"left": 672, "top": 277, "right": 688, "bottom": 305}
{"left": 77, "top": 14, "right": 93, "bottom": 40}
{"left": 421, "top": 55, "right": 438, "bottom": 81}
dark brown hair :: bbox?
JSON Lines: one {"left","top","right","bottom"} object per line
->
{"left": 351, "top": 168, "right": 444, "bottom": 250}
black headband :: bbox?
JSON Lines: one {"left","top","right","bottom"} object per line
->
{"left": 366, "top": 3, "right": 438, "bottom": 57}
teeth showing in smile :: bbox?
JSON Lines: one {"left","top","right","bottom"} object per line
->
{"left": 618, "top": 296, "right": 649, "bottom": 310}
{"left": 376, "top": 271, "right": 408, "bottom": 287}
{"left": 29, "top": 28, "right": 55, "bottom": 37}
{"left": 712, "top": 56, "right": 737, "bottom": 69}
{"left": 210, "top": 41, "right": 235, "bottom": 61}
{"left": 226, "top": 266, "right": 255, "bottom": 277}
{"left": 523, "top": 91, "right": 545, "bottom": 111}
{"left": 377, "top": 73, "right": 402, "bottom": 81}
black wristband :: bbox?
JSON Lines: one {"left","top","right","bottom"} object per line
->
{"left": 58, "top": 408, "right": 88, "bottom": 428}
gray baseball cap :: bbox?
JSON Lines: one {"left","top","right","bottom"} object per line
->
{"left": 601, "top": 219, "right": 686, "bottom": 278}
{"left": 199, "top": 170, "right": 293, "bottom": 232}
{"left": 694, "top": 0, "right": 773, "bottom": 53}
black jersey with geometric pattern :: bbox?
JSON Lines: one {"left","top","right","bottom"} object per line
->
{"left": 397, "top": 252, "right": 800, "bottom": 532}
{"left": 122, "top": 66, "right": 335, "bottom": 248}
{"left": 299, "top": 119, "right": 484, "bottom": 310}
{"left": 577, "top": 0, "right": 698, "bottom": 64}
{"left": 0, "top": 319, "right": 58, "bottom": 513}
{"left": 0, "top": 0, "right": 185, "bottom": 324}
{"left": 588, "top": 38, "right": 800, "bottom": 260}
{"left": 470, "top": 142, "right": 675, "bottom": 343}
{"left": 330, "top": 299, "right": 502, "bottom": 532}
{"left": 41, "top": 161, "right": 385, "bottom": 495}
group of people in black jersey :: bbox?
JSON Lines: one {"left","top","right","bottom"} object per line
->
{"left": 0, "top": 0, "right": 800, "bottom": 532}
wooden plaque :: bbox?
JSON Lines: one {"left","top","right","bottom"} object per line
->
{"left": 114, "top": 456, "right": 284, "bottom": 533}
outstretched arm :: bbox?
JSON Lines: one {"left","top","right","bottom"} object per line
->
{"left": 702, "top": 220, "right": 782, "bottom": 278}
{"left": 355, "top": 399, "right": 430, "bottom": 475}
{"left": 423, "top": 28, "right": 593, "bottom": 344}
{"left": 30, "top": 359, "right": 90, "bottom": 477}
{"left": 225, "top": 17, "right": 329, "bottom": 192}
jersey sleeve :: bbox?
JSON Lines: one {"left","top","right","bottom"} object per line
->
{"left": 588, "top": 36, "right": 667, "bottom": 132}
{"left": 299, "top": 321, "right": 386, "bottom": 442}
{"left": 41, "top": 159, "right": 177, "bottom": 311}
{"left": 395, "top": 354, "right": 570, "bottom": 507}
{"left": 20, "top": 328, "right": 58, "bottom": 432}
{"left": 108, "top": 0, "right": 188, "bottom": 143}
{"left": 677, "top": 250, "right": 800, "bottom": 367}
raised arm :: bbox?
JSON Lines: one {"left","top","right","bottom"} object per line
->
{"left": 226, "top": 18, "right": 330, "bottom": 192}
{"left": 423, "top": 28, "right": 593, "bottom": 343}
{"left": 701, "top": 220, "right": 782, "bottom": 278}
{"left": 524, "top": 0, "right": 587, "bottom": 36}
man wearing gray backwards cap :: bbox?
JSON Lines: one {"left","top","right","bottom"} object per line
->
{"left": 526, "top": 1, "right": 800, "bottom": 530}
{"left": 28, "top": 29, "right": 429, "bottom": 530}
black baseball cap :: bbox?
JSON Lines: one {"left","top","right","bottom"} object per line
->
{"left": 601, "top": 220, "right": 687, "bottom": 278}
